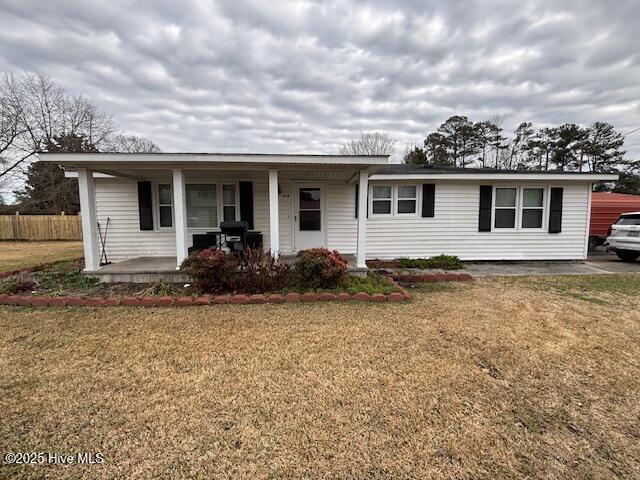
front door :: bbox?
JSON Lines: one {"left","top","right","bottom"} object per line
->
{"left": 294, "top": 184, "right": 325, "bottom": 251}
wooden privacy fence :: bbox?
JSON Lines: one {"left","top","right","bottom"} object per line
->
{"left": 0, "top": 213, "right": 82, "bottom": 240}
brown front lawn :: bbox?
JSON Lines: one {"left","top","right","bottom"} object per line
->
{"left": 1, "top": 276, "right": 639, "bottom": 479}
{"left": 0, "top": 241, "right": 83, "bottom": 272}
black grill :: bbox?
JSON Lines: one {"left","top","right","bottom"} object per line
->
{"left": 219, "top": 221, "right": 249, "bottom": 236}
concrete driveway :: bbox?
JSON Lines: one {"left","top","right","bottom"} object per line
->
{"left": 585, "top": 252, "right": 640, "bottom": 273}
{"left": 464, "top": 252, "right": 640, "bottom": 277}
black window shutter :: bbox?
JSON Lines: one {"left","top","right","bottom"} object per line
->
{"left": 549, "top": 187, "right": 563, "bottom": 233}
{"left": 478, "top": 185, "right": 492, "bottom": 232}
{"left": 422, "top": 184, "right": 435, "bottom": 217}
{"left": 137, "top": 181, "right": 154, "bottom": 230}
{"left": 239, "top": 181, "right": 254, "bottom": 230}
{"left": 355, "top": 184, "right": 359, "bottom": 218}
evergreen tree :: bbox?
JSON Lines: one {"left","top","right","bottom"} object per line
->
{"left": 584, "top": 122, "right": 625, "bottom": 172}
{"left": 14, "top": 133, "right": 97, "bottom": 214}
{"left": 404, "top": 145, "right": 429, "bottom": 165}
{"left": 423, "top": 132, "right": 452, "bottom": 166}
{"left": 549, "top": 124, "right": 588, "bottom": 171}
{"left": 612, "top": 171, "right": 640, "bottom": 195}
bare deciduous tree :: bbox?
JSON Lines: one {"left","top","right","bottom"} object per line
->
{"left": 339, "top": 132, "right": 395, "bottom": 156}
{"left": 103, "top": 134, "right": 161, "bottom": 153}
{"left": 0, "top": 73, "right": 115, "bottom": 185}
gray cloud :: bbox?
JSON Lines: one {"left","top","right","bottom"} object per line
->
{"left": 1, "top": 0, "right": 639, "bottom": 158}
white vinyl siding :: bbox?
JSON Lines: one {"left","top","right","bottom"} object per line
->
{"left": 94, "top": 175, "right": 591, "bottom": 263}
{"left": 277, "top": 181, "right": 292, "bottom": 253}
{"left": 366, "top": 181, "right": 591, "bottom": 261}
{"left": 326, "top": 183, "right": 357, "bottom": 253}
{"left": 95, "top": 179, "right": 177, "bottom": 262}
{"left": 95, "top": 173, "right": 274, "bottom": 262}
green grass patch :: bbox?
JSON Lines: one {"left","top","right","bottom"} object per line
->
{"left": 0, "top": 259, "right": 99, "bottom": 296}
{"left": 518, "top": 274, "right": 640, "bottom": 305}
{"left": 397, "top": 254, "right": 464, "bottom": 270}
{"left": 35, "top": 260, "right": 98, "bottom": 294}
{"left": 280, "top": 273, "right": 400, "bottom": 295}
{"left": 339, "top": 273, "right": 399, "bottom": 295}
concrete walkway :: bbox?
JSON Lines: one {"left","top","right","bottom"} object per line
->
{"left": 464, "top": 253, "right": 640, "bottom": 277}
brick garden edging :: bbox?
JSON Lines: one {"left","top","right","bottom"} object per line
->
{"left": 0, "top": 270, "right": 476, "bottom": 308}
{"left": 0, "top": 289, "right": 412, "bottom": 308}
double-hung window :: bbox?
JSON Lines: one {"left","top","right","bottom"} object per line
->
{"left": 157, "top": 184, "right": 173, "bottom": 228}
{"left": 222, "top": 184, "right": 238, "bottom": 222}
{"left": 397, "top": 186, "right": 417, "bottom": 214}
{"left": 493, "top": 186, "right": 547, "bottom": 230}
{"left": 521, "top": 188, "right": 544, "bottom": 229}
{"left": 372, "top": 186, "right": 392, "bottom": 214}
{"left": 494, "top": 187, "right": 517, "bottom": 229}
{"left": 186, "top": 184, "right": 217, "bottom": 228}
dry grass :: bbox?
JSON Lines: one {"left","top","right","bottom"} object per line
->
{"left": 1, "top": 276, "right": 639, "bottom": 479}
{"left": 0, "top": 241, "right": 83, "bottom": 272}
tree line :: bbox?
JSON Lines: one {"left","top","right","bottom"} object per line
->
{"left": 404, "top": 115, "right": 633, "bottom": 173}
{"left": 0, "top": 73, "right": 160, "bottom": 214}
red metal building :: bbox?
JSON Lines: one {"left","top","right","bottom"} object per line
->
{"left": 590, "top": 192, "right": 640, "bottom": 246}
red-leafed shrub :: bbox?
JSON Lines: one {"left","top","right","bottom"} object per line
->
{"left": 238, "top": 248, "right": 293, "bottom": 294}
{"left": 180, "top": 248, "right": 238, "bottom": 293}
{"left": 295, "top": 248, "right": 348, "bottom": 289}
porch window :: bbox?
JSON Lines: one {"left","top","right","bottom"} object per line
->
{"left": 372, "top": 186, "right": 392, "bottom": 214}
{"left": 157, "top": 184, "right": 173, "bottom": 228}
{"left": 521, "top": 188, "right": 544, "bottom": 228}
{"left": 186, "top": 184, "right": 217, "bottom": 228}
{"left": 396, "top": 185, "right": 417, "bottom": 214}
{"left": 222, "top": 184, "right": 237, "bottom": 222}
{"left": 494, "top": 187, "right": 517, "bottom": 229}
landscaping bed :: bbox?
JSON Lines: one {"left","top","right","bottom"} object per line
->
{"left": 367, "top": 254, "right": 465, "bottom": 270}
{"left": 367, "top": 255, "right": 474, "bottom": 284}
{"left": 0, "top": 250, "right": 410, "bottom": 307}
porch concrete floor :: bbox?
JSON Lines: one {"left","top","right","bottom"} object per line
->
{"left": 95, "top": 257, "right": 179, "bottom": 274}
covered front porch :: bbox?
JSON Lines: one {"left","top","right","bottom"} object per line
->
{"left": 43, "top": 153, "right": 387, "bottom": 282}
{"left": 84, "top": 254, "right": 361, "bottom": 283}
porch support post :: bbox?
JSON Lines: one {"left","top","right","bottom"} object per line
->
{"left": 77, "top": 168, "right": 100, "bottom": 271}
{"left": 268, "top": 169, "right": 280, "bottom": 255}
{"left": 356, "top": 170, "right": 368, "bottom": 269}
{"left": 172, "top": 168, "right": 188, "bottom": 268}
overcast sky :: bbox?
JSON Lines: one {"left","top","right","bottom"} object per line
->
{"left": 1, "top": 0, "right": 639, "bottom": 159}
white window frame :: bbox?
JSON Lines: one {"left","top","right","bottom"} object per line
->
{"left": 369, "top": 184, "right": 421, "bottom": 217}
{"left": 395, "top": 184, "right": 419, "bottom": 216}
{"left": 370, "top": 185, "right": 393, "bottom": 217}
{"left": 492, "top": 185, "right": 518, "bottom": 230}
{"left": 154, "top": 182, "right": 174, "bottom": 231}
{"left": 178, "top": 181, "right": 241, "bottom": 230}
{"left": 520, "top": 186, "right": 547, "bottom": 231}
{"left": 221, "top": 183, "right": 240, "bottom": 223}
{"left": 491, "top": 185, "right": 549, "bottom": 232}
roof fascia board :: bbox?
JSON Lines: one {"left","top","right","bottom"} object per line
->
{"left": 39, "top": 153, "right": 389, "bottom": 166}
{"left": 369, "top": 173, "right": 619, "bottom": 181}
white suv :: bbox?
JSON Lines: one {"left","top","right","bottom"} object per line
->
{"left": 606, "top": 212, "right": 640, "bottom": 262}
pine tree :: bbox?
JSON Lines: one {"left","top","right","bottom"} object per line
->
{"left": 423, "top": 132, "right": 452, "bottom": 166}
{"left": 584, "top": 122, "right": 626, "bottom": 172}
{"left": 404, "top": 145, "right": 429, "bottom": 165}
